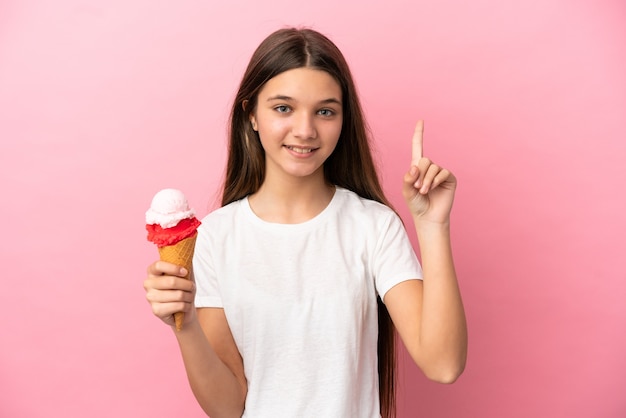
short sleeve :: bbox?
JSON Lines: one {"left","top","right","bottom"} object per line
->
{"left": 373, "top": 212, "right": 423, "bottom": 300}
{"left": 193, "top": 225, "right": 223, "bottom": 308}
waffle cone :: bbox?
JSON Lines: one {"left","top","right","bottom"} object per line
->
{"left": 158, "top": 233, "right": 197, "bottom": 331}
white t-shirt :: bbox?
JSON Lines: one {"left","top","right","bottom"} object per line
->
{"left": 194, "top": 187, "right": 422, "bottom": 418}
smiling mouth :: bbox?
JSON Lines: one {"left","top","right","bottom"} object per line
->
{"left": 285, "top": 145, "right": 317, "bottom": 154}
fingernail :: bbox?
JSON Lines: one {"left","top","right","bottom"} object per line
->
{"left": 410, "top": 166, "right": 417, "bottom": 176}
{"left": 180, "top": 268, "right": 188, "bottom": 276}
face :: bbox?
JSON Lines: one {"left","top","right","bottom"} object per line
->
{"left": 250, "top": 67, "right": 343, "bottom": 183}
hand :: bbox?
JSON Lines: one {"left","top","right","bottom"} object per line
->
{"left": 144, "top": 261, "right": 197, "bottom": 328}
{"left": 402, "top": 120, "right": 457, "bottom": 224}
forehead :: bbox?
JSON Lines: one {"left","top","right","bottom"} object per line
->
{"left": 258, "top": 68, "right": 342, "bottom": 101}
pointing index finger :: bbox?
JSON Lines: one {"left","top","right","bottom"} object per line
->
{"left": 411, "top": 120, "right": 424, "bottom": 165}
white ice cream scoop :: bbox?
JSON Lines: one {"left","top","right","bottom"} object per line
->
{"left": 145, "top": 188, "right": 196, "bottom": 228}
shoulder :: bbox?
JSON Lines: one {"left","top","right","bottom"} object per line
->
{"left": 332, "top": 188, "right": 403, "bottom": 236}
{"left": 334, "top": 187, "right": 397, "bottom": 220}
{"left": 197, "top": 198, "right": 245, "bottom": 234}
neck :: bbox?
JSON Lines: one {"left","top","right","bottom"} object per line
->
{"left": 249, "top": 170, "right": 335, "bottom": 224}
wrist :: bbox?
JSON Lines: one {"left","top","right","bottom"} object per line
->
{"left": 171, "top": 309, "right": 199, "bottom": 334}
{"left": 413, "top": 218, "right": 451, "bottom": 234}
{"left": 413, "top": 219, "right": 452, "bottom": 250}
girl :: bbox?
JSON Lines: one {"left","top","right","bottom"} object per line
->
{"left": 144, "top": 28, "right": 467, "bottom": 418}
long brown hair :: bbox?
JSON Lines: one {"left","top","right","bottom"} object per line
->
{"left": 222, "top": 27, "right": 397, "bottom": 417}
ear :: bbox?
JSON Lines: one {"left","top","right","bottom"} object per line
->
{"left": 243, "top": 100, "right": 258, "bottom": 131}
{"left": 249, "top": 114, "right": 258, "bottom": 132}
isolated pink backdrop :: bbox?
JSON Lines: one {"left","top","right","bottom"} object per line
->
{"left": 1, "top": 1, "right": 625, "bottom": 417}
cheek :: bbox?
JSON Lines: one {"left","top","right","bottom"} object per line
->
{"left": 326, "top": 121, "right": 343, "bottom": 146}
{"left": 258, "top": 118, "right": 290, "bottom": 139}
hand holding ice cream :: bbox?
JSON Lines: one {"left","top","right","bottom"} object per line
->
{"left": 146, "top": 189, "right": 201, "bottom": 331}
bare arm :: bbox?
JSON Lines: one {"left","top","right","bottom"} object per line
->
{"left": 175, "top": 308, "right": 247, "bottom": 417}
{"left": 144, "top": 262, "right": 247, "bottom": 417}
{"left": 384, "top": 121, "right": 467, "bottom": 383}
{"left": 384, "top": 224, "right": 466, "bottom": 383}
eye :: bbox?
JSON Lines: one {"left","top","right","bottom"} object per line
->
{"left": 274, "top": 105, "right": 291, "bottom": 113}
{"left": 317, "top": 108, "right": 335, "bottom": 117}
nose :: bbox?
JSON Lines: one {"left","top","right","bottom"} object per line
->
{"left": 292, "top": 112, "right": 317, "bottom": 140}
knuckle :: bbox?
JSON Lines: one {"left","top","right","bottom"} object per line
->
{"left": 151, "top": 305, "right": 164, "bottom": 317}
{"left": 147, "top": 260, "right": 161, "bottom": 274}
{"left": 145, "top": 289, "right": 157, "bottom": 303}
{"left": 167, "top": 276, "right": 178, "bottom": 288}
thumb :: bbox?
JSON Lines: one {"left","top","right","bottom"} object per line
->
{"left": 402, "top": 165, "right": 419, "bottom": 199}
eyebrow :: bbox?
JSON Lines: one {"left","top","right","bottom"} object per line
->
{"left": 266, "top": 95, "right": 342, "bottom": 106}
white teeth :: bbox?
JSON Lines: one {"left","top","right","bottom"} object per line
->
{"left": 287, "top": 146, "right": 314, "bottom": 154}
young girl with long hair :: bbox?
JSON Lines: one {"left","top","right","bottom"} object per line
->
{"left": 144, "top": 27, "right": 467, "bottom": 418}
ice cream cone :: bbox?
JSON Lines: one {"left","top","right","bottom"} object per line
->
{"left": 146, "top": 188, "right": 201, "bottom": 332}
{"left": 157, "top": 233, "right": 197, "bottom": 331}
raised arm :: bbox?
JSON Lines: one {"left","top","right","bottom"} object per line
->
{"left": 384, "top": 120, "right": 467, "bottom": 383}
{"left": 144, "top": 262, "right": 247, "bottom": 417}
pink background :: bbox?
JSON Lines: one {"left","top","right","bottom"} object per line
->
{"left": 1, "top": 0, "right": 625, "bottom": 417}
